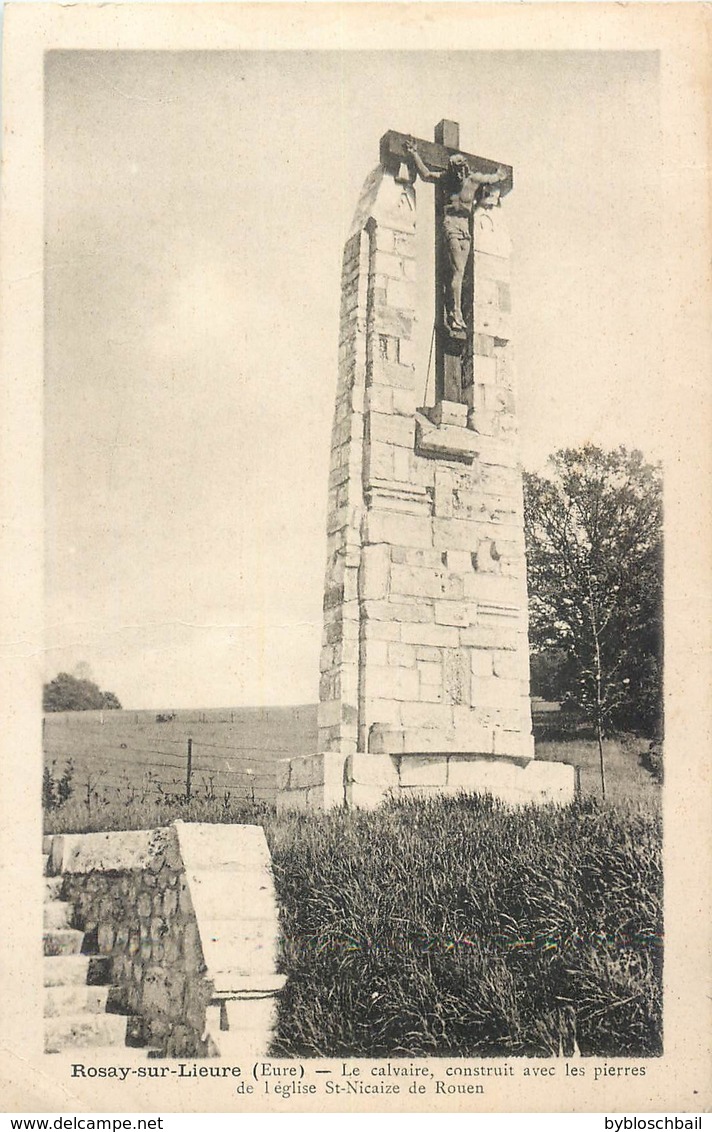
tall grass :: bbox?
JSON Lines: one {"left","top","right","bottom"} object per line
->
{"left": 266, "top": 795, "right": 662, "bottom": 1059}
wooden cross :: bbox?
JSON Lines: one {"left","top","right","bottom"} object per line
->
{"left": 380, "top": 121, "right": 513, "bottom": 406}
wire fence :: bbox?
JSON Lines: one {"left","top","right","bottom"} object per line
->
{"left": 42, "top": 709, "right": 317, "bottom": 807}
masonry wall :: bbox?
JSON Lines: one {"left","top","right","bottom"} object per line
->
{"left": 317, "top": 167, "right": 533, "bottom": 769}
{"left": 59, "top": 827, "right": 212, "bottom": 1056}
{"left": 54, "top": 823, "right": 285, "bottom": 1057}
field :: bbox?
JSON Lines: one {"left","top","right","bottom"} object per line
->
{"left": 44, "top": 704, "right": 658, "bottom": 813}
{"left": 43, "top": 704, "right": 318, "bottom": 808}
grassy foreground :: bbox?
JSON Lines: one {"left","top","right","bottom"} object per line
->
{"left": 45, "top": 791, "right": 662, "bottom": 1060}
{"left": 267, "top": 795, "right": 662, "bottom": 1059}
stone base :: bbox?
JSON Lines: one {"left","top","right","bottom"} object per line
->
{"left": 276, "top": 751, "right": 575, "bottom": 811}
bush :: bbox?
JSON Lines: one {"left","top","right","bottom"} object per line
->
{"left": 42, "top": 760, "right": 74, "bottom": 811}
{"left": 639, "top": 739, "right": 663, "bottom": 784}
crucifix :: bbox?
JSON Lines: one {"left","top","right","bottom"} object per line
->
{"left": 380, "top": 121, "right": 512, "bottom": 407}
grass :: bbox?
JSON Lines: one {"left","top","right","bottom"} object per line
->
{"left": 266, "top": 794, "right": 662, "bottom": 1059}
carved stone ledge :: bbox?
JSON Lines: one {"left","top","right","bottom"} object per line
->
{"left": 415, "top": 409, "right": 479, "bottom": 464}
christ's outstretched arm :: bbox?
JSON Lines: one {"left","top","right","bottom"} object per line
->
{"left": 404, "top": 140, "right": 444, "bottom": 183}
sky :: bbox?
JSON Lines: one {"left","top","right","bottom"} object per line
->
{"left": 44, "top": 49, "right": 661, "bottom": 709}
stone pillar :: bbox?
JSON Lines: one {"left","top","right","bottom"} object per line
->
{"left": 277, "top": 162, "right": 574, "bottom": 811}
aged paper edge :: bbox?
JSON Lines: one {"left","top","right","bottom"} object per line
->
{"left": 0, "top": 1, "right": 710, "bottom": 1115}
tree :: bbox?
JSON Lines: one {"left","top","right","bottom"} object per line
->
{"left": 523, "top": 446, "right": 662, "bottom": 797}
{"left": 43, "top": 671, "right": 123, "bottom": 713}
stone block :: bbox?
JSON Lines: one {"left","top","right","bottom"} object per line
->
{"left": 348, "top": 782, "right": 391, "bottom": 810}
{"left": 367, "top": 440, "right": 395, "bottom": 480}
{"left": 400, "top": 622, "right": 460, "bottom": 648}
{"left": 368, "top": 725, "right": 405, "bottom": 754}
{"left": 433, "top": 517, "right": 480, "bottom": 552}
{"left": 53, "top": 829, "right": 167, "bottom": 876}
{"left": 448, "top": 755, "right": 517, "bottom": 792}
{"left": 473, "top": 356, "right": 497, "bottom": 386}
{"left": 474, "top": 434, "right": 519, "bottom": 469}
{"left": 393, "top": 231, "right": 415, "bottom": 257}
{"left": 359, "top": 543, "right": 390, "bottom": 600}
{"left": 386, "top": 278, "right": 416, "bottom": 310}
{"left": 474, "top": 250, "right": 511, "bottom": 282}
{"left": 443, "top": 649, "right": 470, "bottom": 706}
{"left": 446, "top": 549, "right": 474, "bottom": 574}
{"left": 400, "top": 701, "right": 453, "bottom": 730}
{"left": 419, "top": 685, "right": 443, "bottom": 703}
{"left": 435, "top": 601, "right": 469, "bottom": 627}
{"left": 364, "top": 665, "right": 419, "bottom": 702}
{"left": 363, "top": 638, "right": 389, "bottom": 666}
{"left": 418, "top": 661, "right": 442, "bottom": 686}
{"left": 363, "top": 599, "right": 433, "bottom": 624}
{"left": 399, "top": 728, "right": 457, "bottom": 753}
{"left": 390, "top": 563, "right": 441, "bottom": 600}
{"left": 398, "top": 755, "right": 448, "bottom": 787}
{"left": 369, "top": 412, "right": 415, "bottom": 449}
{"left": 433, "top": 467, "right": 454, "bottom": 519}
{"left": 373, "top": 228, "right": 395, "bottom": 253}
{"left": 397, "top": 336, "right": 417, "bottom": 368}
{"left": 372, "top": 360, "right": 416, "bottom": 390}
{"left": 366, "top": 384, "right": 394, "bottom": 415}
{"left": 471, "top": 675, "right": 522, "bottom": 709}
{"left": 373, "top": 250, "right": 404, "bottom": 278}
{"left": 460, "top": 623, "right": 520, "bottom": 650}
{"left": 363, "top": 619, "right": 401, "bottom": 642}
{"left": 415, "top": 416, "right": 479, "bottom": 463}
{"left": 362, "top": 697, "right": 402, "bottom": 727}
{"left": 288, "top": 754, "right": 328, "bottom": 791}
{"left": 187, "top": 876, "right": 279, "bottom": 929}
{"left": 317, "top": 699, "right": 341, "bottom": 730}
{"left": 364, "top": 510, "right": 432, "bottom": 550}
{"left": 348, "top": 753, "right": 399, "bottom": 788}
{"left": 468, "top": 573, "right": 522, "bottom": 606}
{"left": 471, "top": 650, "right": 495, "bottom": 678}
{"left": 392, "top": 387, "right": 417, "bottom": 416}
{"left": 373, "top": 306, "right": 414, "bottom": 340}
{"left": 430, "top": 400, "right": 468, "bottom": 428}
{"left": 492, "top": 650, "right": 529, "bottom": 680}
{"left": 493, "top": 729, "right": 535, "bottom": 760}
{"left": 475, "top": 305, "right": 512, "bottom": 341}
{"left": 388, "top": 642, "right": 416, "bottom": 667}
{"left": 473, "top": 213, "right": 511, "bottom": 257}
{"left": 416, "top": 645, "right": 443, "bottom": 663}
{"left": 391, "top": 546, "right": 444, "bottom": 568}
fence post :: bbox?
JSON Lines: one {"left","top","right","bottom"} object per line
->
{"left": 186, "top": 737, "right": 193, "bottom": 802}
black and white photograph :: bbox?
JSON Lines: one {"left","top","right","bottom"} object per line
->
{"left": 0, "top": 2, "right": 710, "bottom": 1118}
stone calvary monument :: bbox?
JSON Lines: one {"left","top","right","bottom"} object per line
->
{"left": 277, "top": 122, "right": 575, "bottom": 810}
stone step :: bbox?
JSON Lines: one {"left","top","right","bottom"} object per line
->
{"left": 44, "top": 956, "right": 111, "bottom": 986}
{"left": 44, "top": 985, "right": 109, "bottom": 1017}
{"left": 44, "top": 1012, "right": 128, "bottom": 1054}
{"left": 44, "top": 928, "right": 85, "bottom": 957}
{"left": 45, "top": 876, "right": 64, "bottom": 900}
{"left": 42, "top": 853, "right": 50, "bottom": 876}
{"left": 43, "top": 835, "right": 53, "bottom": 855}
{"left": 44, "top": 901, "right": 74, "bottom": 931}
